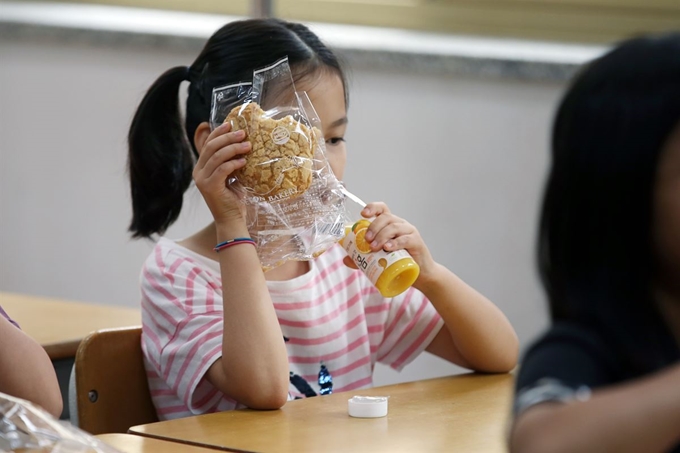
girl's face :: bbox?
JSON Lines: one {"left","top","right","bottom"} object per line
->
{"left": 299, "top": 72, "right": 348, "bottom": 180}
{"left": 654, "top": 122, "right": 680, "bottom": 293}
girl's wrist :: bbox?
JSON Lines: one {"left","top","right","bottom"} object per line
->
{"left": 215, "top": 218, "right": 250, "bottom": 243}
{"left": 207, "top": 198, "right": 247, "bottom": 226}
{"left": 413, "top": 261, "right": 446, "bottom": 292}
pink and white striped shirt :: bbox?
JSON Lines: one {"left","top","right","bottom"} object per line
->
{"left": 140, "top": 238, "right": 443, "bottom": 420}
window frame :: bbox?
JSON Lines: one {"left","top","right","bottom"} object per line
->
{"left": 43, "top": 0, "right": 680, "bottom": 43}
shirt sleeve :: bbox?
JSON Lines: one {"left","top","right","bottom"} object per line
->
{"left": 374, "top": 287, "right": 444, "bottom": 371}
{"left": 158, "top": 312, "right": 226, "bottom": 413}
{"left": 515, "top": 322, "right": 618, "bottom": 393}
{"left": 141, "top": 248, "right": 231, "bottom": 414}
{"left": 0, "top": 305, "right": 20, "bottom": 329}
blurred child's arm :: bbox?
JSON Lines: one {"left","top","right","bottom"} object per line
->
{"left": 361, "top": 202, "right": 519, "bottom": 373}
{"left": 511, "top": 363, "right": 680, "bottom": 453}
{"left": 0, "top": 315, "right": 63, "bottom": 417}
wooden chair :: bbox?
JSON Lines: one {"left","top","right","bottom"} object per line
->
{"left": 69, "top": 326, "right": 158, "bottom": 434}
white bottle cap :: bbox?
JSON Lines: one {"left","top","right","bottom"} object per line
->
{"left": 347, "top": 396, "right": 389, "bottom": 418}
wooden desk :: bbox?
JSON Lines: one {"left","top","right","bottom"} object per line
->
{"left": 130, "top": 373, "right": 513, "bottom": 453}
{"left": 97, "top": 434, "right": 217, "bottom": 453}
{"left": 0, "top": 292, "right": 140, "bottom": 360}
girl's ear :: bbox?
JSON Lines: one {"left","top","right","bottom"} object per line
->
{"left": 194, "top": 122, "right": 211, "bottom": 155}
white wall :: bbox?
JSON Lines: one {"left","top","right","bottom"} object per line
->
{"left": 0, "top": 37, "right": 561, "bottom": 385}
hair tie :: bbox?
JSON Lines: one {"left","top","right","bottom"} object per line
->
{"left": 184, "top": 66, "right": 192, "bottom": 82}
{"left": 214, "top": 237, "right": 256, "bottom": 252}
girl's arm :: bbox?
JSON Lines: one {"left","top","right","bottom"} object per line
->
{"left": 361, "top": 202, "right": 519, "bottom": 373}
{"left": 510, "top": 363, "right": 680, "bottom": 453}
{"left": 0, "top": 315, "right": 63, "bottom": 417}
{"left": 416, "top": 265, "right": 519, "bottom": 373}
{"left": 195, "top": 123, "right": 289, "bottom": 409}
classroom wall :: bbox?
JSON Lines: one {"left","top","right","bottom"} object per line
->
{"left": 0, "top": 37, "right": 562, "bottom": 385}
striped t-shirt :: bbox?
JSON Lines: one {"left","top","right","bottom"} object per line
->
{"left": 140, "top": 238, "right": 443, "bottom": 420}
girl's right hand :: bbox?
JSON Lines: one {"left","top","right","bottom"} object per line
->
{"left": 193, "top": 122, "right": 251, "bottom": 224}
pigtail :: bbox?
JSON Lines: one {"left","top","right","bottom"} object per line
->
{"left": 127, "top": 66, "right": 195, "bottom": 238}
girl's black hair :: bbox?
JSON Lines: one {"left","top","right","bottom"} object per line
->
{"left": 538, "top": 33, "right": 680, "bottom": 375}
{"left": 128, "top": 18, "right": 347, "bottom": 238}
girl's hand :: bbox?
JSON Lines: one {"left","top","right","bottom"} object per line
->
{"left": 193, "top": 122, "right": 251, "bottom": 224}
{"left": 356, "top": 202, "right": 438, "bottom": 282}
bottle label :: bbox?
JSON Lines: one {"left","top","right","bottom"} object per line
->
{"left": 343, "top": 228, "right": 411, "bottom": 286}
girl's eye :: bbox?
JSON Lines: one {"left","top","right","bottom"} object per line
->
{"left": 325, "top": 137, "right": 345, "bottom": 145}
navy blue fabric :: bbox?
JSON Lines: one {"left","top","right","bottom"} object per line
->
{"left": 516, "top": 322, "right": 680, "bottom": 453}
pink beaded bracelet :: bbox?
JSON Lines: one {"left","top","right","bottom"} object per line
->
{"left": 213, "top": 237, "right": 256, "bottom": 252}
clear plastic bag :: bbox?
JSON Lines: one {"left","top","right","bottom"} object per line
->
{"left": 210, "top": 58, "right": 350, "bottom": 270}
{"left": 0, "top": 392, "right": 122, "bottom": 453}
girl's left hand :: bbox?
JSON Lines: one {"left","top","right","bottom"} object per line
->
{"left": 344, "top": 202, "right": 438, "bottom": 281}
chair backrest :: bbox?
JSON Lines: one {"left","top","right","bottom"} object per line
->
{"left": 72, "top": 326, "right": 158, "bottom": 434}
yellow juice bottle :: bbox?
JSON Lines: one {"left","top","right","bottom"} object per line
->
{"left": 340, "top": 220, "right": 420, "bottom": 298}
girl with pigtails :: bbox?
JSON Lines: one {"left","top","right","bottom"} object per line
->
{"left": 128, "top": 18, "right": 518, "bottom": 420}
